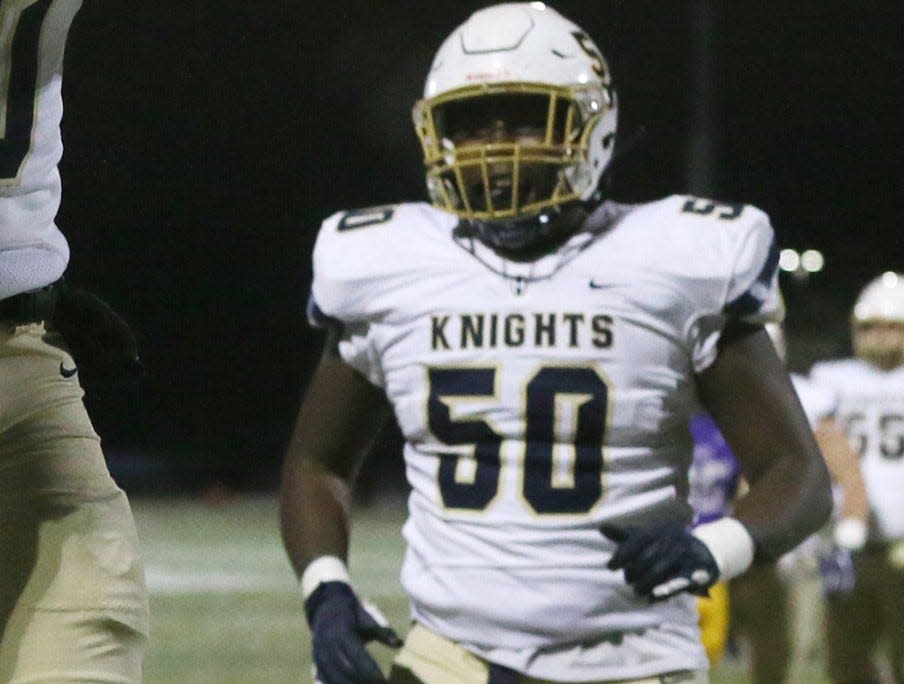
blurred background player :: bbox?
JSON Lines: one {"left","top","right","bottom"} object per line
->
{"left": 689, "top": 322, "right": 868, "bottom": 683}
{"left": 810, "top": 271, "right": 904, "bottom": 684}
{"left": 0, "top": 1, "right": 149, "bottom": 681}
{"left": 280, "top": 4, "right": 832, "bottom": 683}
{"left": 687, "top": 410, "right": 738, "bottom": 667}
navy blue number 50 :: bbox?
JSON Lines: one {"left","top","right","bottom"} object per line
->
{"left": 1, "top": 0, "right": 53, "bottom": 182}
{"left": 428, "top": 366, "right": 608, "bottom": 514}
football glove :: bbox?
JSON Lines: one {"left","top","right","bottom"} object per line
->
{"left": 305, "top": 581, "right": 402, "bottom": 684}
{"left": 51, "top": 280, "right": 143, "bottom": 380}
{"left": 818, "top": 545, "right": 856, "bottom": 596}
{"left": 601, "top": 523, "right": 720, "bottom": 602}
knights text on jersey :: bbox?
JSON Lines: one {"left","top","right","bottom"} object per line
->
{"left": 309, "top": 195, "right": 781, "bottom": 680}
{"left": 0, "top": 0, "right": 82, "bottom": 299}
{"left": 809, "top": 359, "right": 904, "bottom": 542}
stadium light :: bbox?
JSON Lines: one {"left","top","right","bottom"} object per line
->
{"left": 779, "top": 248, "right": 826, "bottom": 281}
{"left": 779, "top": 249, "right": 800, "bottom": 272}
{"left": 800, "top": 249, "right": 824, "bottom": 273}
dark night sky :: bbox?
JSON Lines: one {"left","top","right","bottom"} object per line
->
{"left": 54, "top": 2, "right": 904, "bottom": 491}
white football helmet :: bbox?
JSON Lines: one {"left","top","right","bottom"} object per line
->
{"left": 412, "top": 3, "right": 618, "bottom": 223}
{"left": 851, "top": 271, "right": 904, "bottom": 369}
{"left": 852, "top": 272, "right": 904, "bottom": 323}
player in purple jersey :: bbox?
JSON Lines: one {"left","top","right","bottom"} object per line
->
{"left": 688, "top": 414, "right": 742, "bottom": 527}
{"left": 688, "top": 413, "right": 741, "bottom": 665}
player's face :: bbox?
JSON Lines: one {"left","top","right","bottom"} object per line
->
{"left": 436, "top": 94, "right": 566, "bottom": 214}
{"left": 454, "top": 121, "right": 550, "bottom": 209}
{"left": 853, "top": 321, "right": 904, "bottom": 370}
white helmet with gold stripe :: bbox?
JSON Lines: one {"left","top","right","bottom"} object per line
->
{"left": 412, "top": 3, "right": 618, "bottom": 229}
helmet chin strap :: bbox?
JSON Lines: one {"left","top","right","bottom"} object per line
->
{"left": 452, "top": 124, "right": 650, "bottom": 259}
{"left": 457, "top": 202, "right": 591, "bottom": 260}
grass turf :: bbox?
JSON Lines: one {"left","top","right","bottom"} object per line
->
{"left": 133, "top": 496, "right": 830, "bottom": 683}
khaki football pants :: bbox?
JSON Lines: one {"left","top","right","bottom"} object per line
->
{"left": 0, "top": 322, "right": 149, "bottom": 683}
{"left": 728, "top": 563, "right": 791, "bottom": 684}
{"left": 388, "top": 623, "right": 708, "bottom": 684}
{"left": 825, "top": 543, "right": 904, "bottom": 684}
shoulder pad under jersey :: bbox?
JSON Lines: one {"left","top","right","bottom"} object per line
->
{"left": 619, "top": 194, "right": 781, "bottom": 323}
{"left": 307, "top": 202, "right": 456, "bottom": 327}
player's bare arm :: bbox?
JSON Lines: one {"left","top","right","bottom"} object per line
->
{"left": 815, "top": 417, "right": 870, "bottom": 549}
{"left": 280, "top": 327, "right": 392, "bottom": 575}
{"left": 279, "top": 327, "right": 400, "bottom": 684}
{"left": 815, "top": 418, "right": 869, "bottom": 521}
{"left": 696, "top": 321, "right": 833, "bottom": 561}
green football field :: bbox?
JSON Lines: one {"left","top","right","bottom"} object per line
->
{"left": 133, "top": 497, "right": 831, "bottom": 683}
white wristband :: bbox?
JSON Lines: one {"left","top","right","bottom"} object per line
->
{"left": 834, "top": 517, "right": 867, "bottom": 551}
{"left": 693, "top": 517, "right": 756, "bottom": 582}
{"left": 300, "top": 556, "right": 351, "bottom": 600}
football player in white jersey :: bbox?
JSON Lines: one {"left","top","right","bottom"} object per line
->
{"left": 279, "top": 4, "right": 833, "bottom": 683}
{"left": 690, "top": 322, "right": 869, "bottom": 683}
{"left": 0, "top": 1, "right": 149, "bottom": 681}
{"left": 810, "top": 271, "right": 904, "bottom": 684}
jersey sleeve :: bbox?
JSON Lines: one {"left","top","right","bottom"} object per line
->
{"left": 306, "top": 209, "right": 393, "bottom": 387}
{"left": 791, "top": 372, "right": 839, "bottom": 426}
{"left": 684, "top": 202, "right": 782, "bottom": 372}
{"left": 309, "top": 210, "right": 378, "bottom": 327}
{"left": 808, "top": 360, "right": 838, "bottom": 386}
{"left": 806, "top": 361, "right": 848, "bottom": 413}
{"left": 305, "top": 203, "right": 437, "bottom": 387}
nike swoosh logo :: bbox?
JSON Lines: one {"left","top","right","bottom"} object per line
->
{"left": 59, "top": 362, "right": 79, "bottom": 378}
{"left": 589, "top": 280, "right": 615, "bottom": 290}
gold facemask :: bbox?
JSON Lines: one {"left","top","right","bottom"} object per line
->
{"left": 413, "top": 82, "right": 608, "bottom": 221}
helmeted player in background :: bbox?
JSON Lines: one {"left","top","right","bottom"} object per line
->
{"left": 279, "top": 4, "right": 832, "bottom": 683}
{"left": 0, "top": 1, "right": 149, "bottom": 681}
{"left": 689, "top": 322, "right": 868, "bottom": 683}
{"left": 810, "top": 271, "right": 904, "bottom": 684}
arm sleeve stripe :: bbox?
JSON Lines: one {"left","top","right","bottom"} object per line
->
{"left": 722, "top": 238, "right": 779, "bottom": 317}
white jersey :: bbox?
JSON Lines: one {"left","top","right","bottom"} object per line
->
{"left": 309, "top": 195, "right": 781, "bottom": 680}
{"left": 791, "top": 372, "right": 837, "bottom": 426}
{"left": 809, "top": 358, "right": 904, "bottom": 542}
{"left": 0, "top": 0, "right": 81, "bottom": 300}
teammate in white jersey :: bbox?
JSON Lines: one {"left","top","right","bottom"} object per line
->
{"left": 810, "top": 271, "right": 904, "bottom": 684}
{"left": 279, "top": 5, "right": 832, "bottom": 683}
{"left": 0, "top": 1, "right": 149, "bottom": 681}
{"left": 689, "top": 322, "right": 868, "bottom": 683}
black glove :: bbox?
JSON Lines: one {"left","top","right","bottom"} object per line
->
{"left": 51, "top": 280, "right": 143, "bottom": 379}
{"left": 601, "top": 524, "right": 720, "bottom": 602}
{"left": 305, "top": 581, "right": 402, "bottom": 684}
